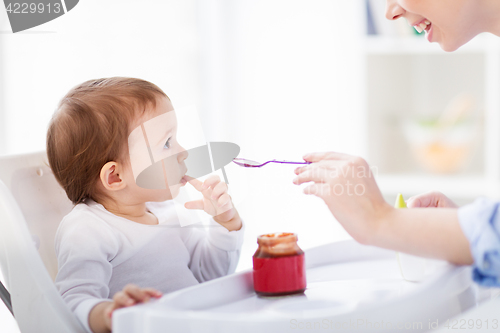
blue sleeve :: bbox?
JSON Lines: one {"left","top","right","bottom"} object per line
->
{"left": 458, "top": 198, "right": 500, "bottom": 287}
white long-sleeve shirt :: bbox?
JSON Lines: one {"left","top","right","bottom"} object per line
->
{"left": 54, "top": 199, "right": 244, "bottom": 333}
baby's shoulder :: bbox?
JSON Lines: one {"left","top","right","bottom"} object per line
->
{"left": 59, "top": 201, "right": 107, "bottom": 227}
{"left": 56, "top": 202, "right": 118, "bottom": 244}
{"left": 55, "top": 202, "right": 120, "bottom": 259}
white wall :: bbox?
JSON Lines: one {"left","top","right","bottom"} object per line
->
{"left": 198, "top": 0, "right": 367, "bottom": 157}
{"left": 0, "top": 0, "right": 199, "bottom": 156}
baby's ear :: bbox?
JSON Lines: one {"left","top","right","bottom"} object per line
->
{"left": 100, "top": 162, "right": 126, "bottom": 191}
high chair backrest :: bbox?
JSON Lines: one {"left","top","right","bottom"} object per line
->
{"left": 0, "top": 151, "right": 73, "bottom": 280}
{"left": 0, "top": 151, "right": 86, "bottom": 333}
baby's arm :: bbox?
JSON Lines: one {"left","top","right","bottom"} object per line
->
{"left": 181, "top": 216, "right": 245, "bottom": 282}
{"left": 181, "top": 175, "right": 245, "bottom": 281}
{"left": 56, "top": 213, "right": 160, "bottom": 333}
{"left": 55, "top": 216, "right": 117, "bottom": 332}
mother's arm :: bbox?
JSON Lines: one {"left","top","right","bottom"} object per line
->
{"left": 293, "top": 152, "right": 473, "bottom": 265}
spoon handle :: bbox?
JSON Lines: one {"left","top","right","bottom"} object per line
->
{"left": 270, "top": 160, "right": 311, "bottom": 165}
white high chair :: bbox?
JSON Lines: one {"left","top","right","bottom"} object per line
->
{"left": 0, "top": 151, "right": 86, "bottom": 333}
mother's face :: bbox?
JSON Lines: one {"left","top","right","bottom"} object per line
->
{"left": 385, "top": 0, "right": 483, "bottom": 51}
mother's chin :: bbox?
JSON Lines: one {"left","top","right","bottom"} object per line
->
{"left": 439, "top": 42, "right": 462, "bottom": 53}
{"left": 438, "top": 32, "right": 480, "bottom": 52}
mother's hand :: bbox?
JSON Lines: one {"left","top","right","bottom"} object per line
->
{"left": 407, "top": 191, "right": 458, "bottom": 208}
{"left": 293, "top": 152, "right": 392, "bottom": 244}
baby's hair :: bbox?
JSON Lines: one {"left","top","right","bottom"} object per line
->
{"left": 47, "top": 77, "right": 168, "bottom": 205}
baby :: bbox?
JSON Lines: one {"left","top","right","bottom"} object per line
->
{"left": 46, "top": 77, "right": 244, "bottom": 333}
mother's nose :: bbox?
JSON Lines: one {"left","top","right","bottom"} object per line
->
{"left": 385, "top": 0, "right": 405, "bottom": 20}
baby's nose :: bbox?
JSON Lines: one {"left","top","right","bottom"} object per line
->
{"left": 178, "top": 148, "right": 188, "bottom": 162}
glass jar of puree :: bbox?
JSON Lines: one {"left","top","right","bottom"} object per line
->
{"left": 252, "top": 232, "right": 306, "bottom": 296}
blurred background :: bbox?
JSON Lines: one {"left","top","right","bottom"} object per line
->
{"left": 1, "top": 0, "right": 500, "bottom": 331}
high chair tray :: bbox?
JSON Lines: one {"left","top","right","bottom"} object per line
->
{"left": 113, "top": 240, "right": 490, "bottom": 333}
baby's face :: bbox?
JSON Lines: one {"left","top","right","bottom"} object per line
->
{"left": 125, "top": 96, "right": 188, "bottom": 202}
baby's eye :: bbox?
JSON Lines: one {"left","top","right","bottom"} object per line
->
{"left": 164, "top": 138, "right": 171, "bottom": 149}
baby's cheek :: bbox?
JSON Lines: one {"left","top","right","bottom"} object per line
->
{"left": 169, "top": 184, "right": 182, "bottom": 199}
{"left": 162, "top": 157, "right": 182, "bottom": 185}
{"left": 128, "top": 127, "right": 152, "bottom": 181}
{"left": 151, "top": 188, "right": 174, "bottom": 201}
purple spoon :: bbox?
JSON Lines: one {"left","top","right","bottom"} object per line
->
{"left": 232, "top": 158, "right": 311, "bottom": 168}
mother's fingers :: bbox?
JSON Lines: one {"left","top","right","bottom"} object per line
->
{"left": 294, "top": 159, "right": 342, "bottom": 176}
{"left": 303, "top": 183, "right": 330, "bottom": 197}
{"left": 293, "top": 167, "right": 332, "bottom": 185}
{"left": 294, "top": 165, "right": 308, "bottom": 175}
{"left": 295, "top": 163, "right": 322, "bottom": 175}
{"left": 406, "top": 191, "right": 458, "bottom": 208}
{"left": 303, "top": 151, "right": 351, "bottom": 163}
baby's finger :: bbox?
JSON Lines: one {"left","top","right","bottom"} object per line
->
{"left": 217, "top": 201, "right": 234, "bottom": 216}
{"left": 211, "top": 181, "right": 228, "bottom": 201}
{"left": 202, "top": 175, "right": 221, "bottom": 190}
{"left": 128, "top": 288, "right": 161, "bottom": 303}
{"left": 303, "top": 151, "right": 351, "bottom": 163}
{"left": 113, "top": 291, "right": 135, "bottom": 307}
{"left": 217, "top": 193, "right": 231, "bottom": 208}
{"left": 124, "top": 284, "right": 150, "bottom": 303}
{"left": 142, "top": 288, "right": 163, "bottom": 299}
{"left": 185, "top": 199, "right": 205, "bottom": 210}
{"left": 185, "top": 175, "right": 204, "bottom": 192}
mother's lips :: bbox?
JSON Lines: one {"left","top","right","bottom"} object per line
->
{"left": 413, "top": 19, "right": 431, "bottom": 33}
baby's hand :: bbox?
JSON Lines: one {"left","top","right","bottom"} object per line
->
{"left": 184, "top": 175, "right": 241, "bottom": 230}
{"left": 103, "top": 284, "right": 161, "bottom": 330}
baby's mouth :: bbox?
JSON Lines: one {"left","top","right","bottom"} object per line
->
{"left": 413, "top": 19, "right": 431, "bottom": 34}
